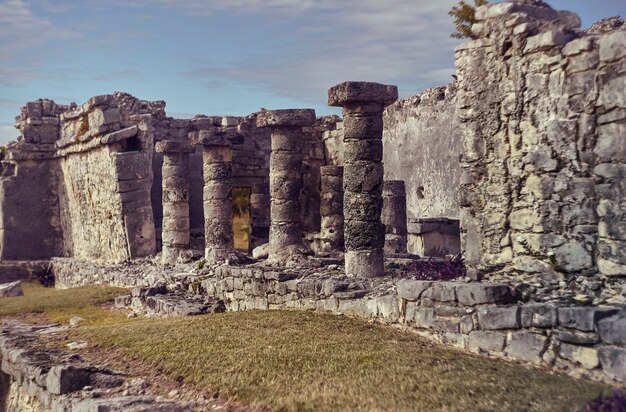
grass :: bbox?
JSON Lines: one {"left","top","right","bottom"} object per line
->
{"left": 0, "top": 282, "right": 127, "bottom": 325}
{"left": 1, "top": 283, "right": 616, "bottom": 411}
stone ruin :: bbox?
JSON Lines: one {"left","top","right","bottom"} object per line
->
{"left": 0, "top": 1, "right": 625, "bottom": 409}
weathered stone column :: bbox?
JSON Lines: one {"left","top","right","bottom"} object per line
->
{"left": 155, "top": 140, "right": 194, "bottom": 265}
{"left": 328, "top": 81, "right": 398, "bottom": 277}
{"left": 199, "top": 131, "right": 236, "bottom": 264}
{"left": 257, "top": 109, "right": 316, "bottom": 260}
{"left": 382, "top": 180, "right": 408, "bottom": 255}
{"left": 320, "top": 165, "right": 344, "bottom": 253}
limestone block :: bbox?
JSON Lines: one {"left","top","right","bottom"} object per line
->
{"left": 598, "top": 346, "right": 626, "bottom": 382}
{"left": 46, "top": 365, "right": 91, "bottom": 395}
{"left": 505, "top": 332, "right": 548, "bottom": 363}
{"left": 559, "top": 344, "right": 599, "bottom": 370}
{"left": 344, "top": 193, "right": 383, "bottom": 222}
{"left": 556, "top": 329, "right": 600, "bottom": 345}
{"left": 328, "top": 81, "right": 398, "bottom": 107}
{"left": 344, "top": 221, "right": 385, "bottom": 250}
{"left": 397, "top": 279, "right": 433, "bottom": 301}
{"left": 558, "top": 307, "right": 619, "bottom": 332}
{"left": 344, "top": 250, "right": 384, "bottom": 277}
{"left": 520, "top": 304, "right": 558, "bottom": 328}
{"left": 597, "top": 312, "right": 626, "bottom": 345}
{"left": 88, "top": 107, "right": 121, "bottom": 128}
{"left": 455, "top": 283, "right": 513, "bottom": 306}
{"left": 524, "top": 31, "right": 575, "bottom": 53}
{"left": 256, "top": 109, "right": 316, "bottom": 128}
{"left": 422, "top": 283, "right": 457, "bottom": 303}
{"left": 0, "top": 281, "right": 23, "bottom": 298}
{"left": 342, "top": 116, "right": 384, "bottom": 140}
{"left": 477, "top": 306, "right": 520, "bottom": 330}
{"left": 554, "top": 241, "right": 593, "bottom": 272}
{"left": 468, "top": 331, "right": 506, "bottom": 353}
{"left": 599, "top": 30, "right": 626, "bottom": 62}
{"left": 343, "top": 139, "right": 383, "bottom": 163}
{"left": 100, "top": 126, "right": 138, "bottom": 145}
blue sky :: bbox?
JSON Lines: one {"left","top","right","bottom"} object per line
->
{"left": 0, "top": 0, "right": 623, "bottom": 143}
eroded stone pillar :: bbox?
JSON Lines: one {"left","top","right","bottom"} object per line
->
{"left": 328, "top": 81, "right": 398, "bottom": 277}
{"left": 382, "top": 180, "right": 408, "bottom": 255}
{"left": 200, "top": 132, "right": 236, "bottom": 264}
{"left": 155, "top": 140, "right": 194, "bottom": 265}
{"left": 320, "top": 165, "right": 344, "bottom": 253}
{"left": 257, "top": 109, "right": 316, "bottom": 260}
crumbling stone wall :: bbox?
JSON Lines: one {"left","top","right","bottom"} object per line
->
{"left": 456, "top": 2, "right": 625, "bottom": 302}
{"left": 1, "top": 94, "right": 161, "bottom": 263}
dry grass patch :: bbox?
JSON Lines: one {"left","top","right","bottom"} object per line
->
{"left": 74, "top": 310, "right": 612, "bottom": 412}
{"left": 0, "top": 282, "right": 127, "bottom": 325}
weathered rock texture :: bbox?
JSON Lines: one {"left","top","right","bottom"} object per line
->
{"left": 156, "top": 140, "right": 194, "bottom": 264}
{"left": 197, "top": 130, "right": 236, "bottom": 263}
{"left": 1, "top": 94, "right": 159, "bottom": 263}
{"left": 456, "top": 2, "right": 626, "bottom": 302}
{"left": 382, "top": 180, "right": 408, "bottom": 255}
{"left": 329, "top": 81, "right": 398, "bottom": 276}
{"left": 257, "top": 109, "right": 316, "bottom": 261}
{"left": 319, "top": 165, "right": 344, "bottom": 253}
{"left": 382, "top": 84, "right": 461, "bottom": 220}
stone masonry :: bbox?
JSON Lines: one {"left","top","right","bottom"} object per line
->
{"left": 197, "top": 130, "right": 237, "bottom": 264}
{"left": 329, "top": 81, "right": 398, "bottom": 277}
{"left": 257, "top": 109, "right": 317, "bottom": 261}
{"left": 319, "top": 165, "right": 344, "bottom": 254}
{"left": 382, "top": 180, "right": 408, "bottom": 255}
{"left": 456, "top": 1, "right": 626, "bottom": 303}
{"left": 155, "top": 140, "right": 194, "bottom": 265}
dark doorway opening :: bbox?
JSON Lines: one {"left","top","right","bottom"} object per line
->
{"left": 232, "top": 187, "right": 251, "bottom": 253}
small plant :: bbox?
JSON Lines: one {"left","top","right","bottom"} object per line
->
{"left": 585, "top": 390, "right": 626, "bottom": 412}
{"left": 449, "top": 0, "right": 489, "bottom": 39}
{"left": 195, "top": 259, "right": 206, "bottom": 270}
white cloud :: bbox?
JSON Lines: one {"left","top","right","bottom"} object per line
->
{"left": 182, "top": 0, "right": 460, "bottom": 102}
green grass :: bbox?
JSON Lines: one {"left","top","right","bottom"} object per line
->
{"left": 0, "top": 282, "right": 127, "bottom": 325}
{"left": 1, "top": 283, "right": 615, "bottom": 411}
{"left": 75, "top": 311, "right": 613, "bottom": 411}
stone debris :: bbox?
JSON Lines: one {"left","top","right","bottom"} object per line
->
{"left": 0, "top": 280, "right": 23, "bottom": 298}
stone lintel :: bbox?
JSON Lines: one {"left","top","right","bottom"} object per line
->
{"left": 155, "top": 140, "right": 195, "bottom": 154}
{"left": 328, "top": 81, "right": 398, "bottom": 108}
{"left": 256, "top": 109, "right": 316, "bottom": 128}
{"left": 189, "top": 130, "right": 242, "bottom": 146}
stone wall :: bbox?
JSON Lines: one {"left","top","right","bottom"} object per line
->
{"left": 383, "top": 85, "right": 461, "bottom": 220}
{"left": 52, "top": 258, "right": 626, "bottom": 384}
{"left": 1, "top": 94, "right": 161, "bottom": 263}
{"left": 456, "top": 2, "right": 626, "bottom": 303}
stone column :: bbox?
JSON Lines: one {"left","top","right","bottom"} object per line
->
{"left": 257, "top": 109, "right": 316, "bottom": 260}
{"left": 199, "top": 131, "right": 236, "bottom": 264}
{"left": 328, "top": 81, "right": 398, "bottom": 277}
{"left": 382, "top": 180, "right": 408, "bottom": 255}
{"left": 155, "top": 140, "right": 194, "bottom": 265}
{"left": 320, "top": 165, "right": 344, "bottom": 253}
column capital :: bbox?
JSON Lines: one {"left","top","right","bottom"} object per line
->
{"left": 155, "top": 140, "right": 195, "bottom": 153}
{"left": 256, "top": 109, "right": 316, "bottom": 128}
{"left": 328, "top": 81, "right": 398, "bottom": 108}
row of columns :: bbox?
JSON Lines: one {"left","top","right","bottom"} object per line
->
{"left": 158, "top": 81, "right": 406, "bottom": 277}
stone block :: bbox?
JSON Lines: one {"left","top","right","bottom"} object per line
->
{"left": 101, "top": 125, "right": 138, "bottom": 145}
{"left": 555, "top": 329, "right": 600, "bottom": 345}
{"left": 505, "top": 332, "right": 548, "bottom": 363}
{"left": 477, "top": 306, "right": 520, "bottom": 330}
{"left": 468, "top": 331, "right": 506, "bottom": 353}
{"left": 558, "top": 307, "right": 619, "bottom": 332}
{"left": 455, "top": 283, "right": 513, "bottom": 306}
{"left": 599, "top": 30, "right": 626, "bottom": 62}
{"left": 598, "top": 346, "right": 626, "bottom": 383}
{"left": 328, "top": 81, "right": 398, "bottom": 107}
{"left": 524, "top": 31, "right": 575, "bottom": 53}
{"left": 46, "top": 365, "right": 91, "bottom": 394}
{"left": 597, "top": 312, "right": 626, "bottom": 345}
{"left": 257, "top": 109, "right": 316, "bottom": 128}
{"left": 0, "top": 281, "right": 23, "bottom": 298}
{"left": 422, "top": 283, "right": 457, "bottom": 303}
{"left": 520, "top": 304, "right": 558, "bottom": 328}
{"left": 559, "top": 344, "right": 599, "bottom": 370}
